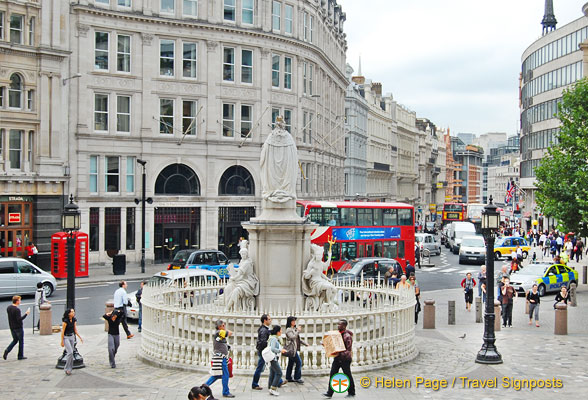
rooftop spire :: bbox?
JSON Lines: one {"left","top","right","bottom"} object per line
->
{"left": 541, "top": 0, "right": 557, "bottom": 35}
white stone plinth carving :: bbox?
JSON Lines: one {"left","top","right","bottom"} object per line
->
{"left": 302, "top": 244, "right": 339, "bottom": 310}
{"left": 222, "top": 240, "right": 259, "bottom": 311}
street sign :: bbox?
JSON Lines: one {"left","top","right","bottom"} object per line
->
{"left": 8, "top": 213, "right": 21, "bottom": 224}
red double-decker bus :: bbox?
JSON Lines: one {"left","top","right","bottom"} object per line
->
{"left": 296, "top": 201, "right": 415, "bottom": 271}
{"left": 442, "top": 203, "right": 467, "bottom": 225}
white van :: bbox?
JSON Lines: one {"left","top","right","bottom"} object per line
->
{"left": 448, "top": 221, "right": 476, "bottom": 254}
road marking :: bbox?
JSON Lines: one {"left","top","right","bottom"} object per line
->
{"left": 424, "top": 267, "right": 441, "bottom": 271}
{"left": 20, "top": 297, "right": 91, "bottom": 306}
{"left": 56, "top": 284, "right": 109, "bottom": 290}
{"left": 442, "top": 268, "right": 459, "bottom": 273}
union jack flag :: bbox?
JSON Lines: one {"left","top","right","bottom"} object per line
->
{"left": 505, "top": 181, "right": 515, "bottom": 204}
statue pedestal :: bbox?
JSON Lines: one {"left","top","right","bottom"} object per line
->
{"left": 242, "top": 219, "right": 316, "bottom": 310}
{"left": 252, "top": 199, "right": 303, "bottom": 223}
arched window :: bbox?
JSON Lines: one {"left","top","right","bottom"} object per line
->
{"left": 9, "top": 74, "right": 23, "bottom": 109}
{"left": 218, "top": 166, "right": 254, "bottom": 196}
{"left": 155, "top": 163, "right": 200, "bottom": 195}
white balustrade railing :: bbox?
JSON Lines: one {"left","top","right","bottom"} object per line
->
{"left": 139, "top": 278, "right": 418, "bottom": 375}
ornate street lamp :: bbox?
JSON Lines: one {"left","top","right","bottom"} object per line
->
{"left": 57, "top": 194, "right": 84, "bottom": 369}
{"left": 135, "top": 159, "right": 153, "bottom": 274}
{"left": 476, "top": 195, "right": 503, "bottom": 364}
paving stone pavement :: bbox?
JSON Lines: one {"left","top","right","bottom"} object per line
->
{"left": 2, "top": 259, "right": 587, "bottom": 399}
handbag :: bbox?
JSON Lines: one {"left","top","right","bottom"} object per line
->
{"left": 262, "top": 344, "right": 275, "bottom": 363}
{"left": 228, "top": 357, "right": 233, "bottom": 378}
{"left": 283, "top": 339, "right": 296, "bottom": 358}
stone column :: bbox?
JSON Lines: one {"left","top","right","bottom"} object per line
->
{"left": 39, "top": 303, "right": 52, "bottom": 335}
{"left": 423, "top": 299, "right": 435, "bottom": 329}
{"left": 494, "top": 301, "right": 501, "bottom": 331}
{"left": 554, "top": 304, "right": 568, "bottom": 335}
{"left": 580, "top": 40, "right": 588, "bottom": 79}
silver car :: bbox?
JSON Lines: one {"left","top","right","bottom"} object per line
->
{"left": 0, "top": 258, "right": 57, "bottom": 298}
{"left": 415, "top": 233, "right": 441, "bottom": 256}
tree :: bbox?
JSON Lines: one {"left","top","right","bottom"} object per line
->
{"left": 534, "top": 77, "right": 588, "bottom": 236}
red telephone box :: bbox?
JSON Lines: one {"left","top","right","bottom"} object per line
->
{"left": 51, "top": 231, "right": 89, "bottom": 279}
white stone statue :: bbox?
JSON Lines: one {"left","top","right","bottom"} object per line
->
{"left": 260, "top": 115, "right": 299, "bottom": 203}
{"left": 224, "top": 240, "right": 260, "bottom": 311}
{"left": 302, "top": 244, "right": 338, "bottom": 310}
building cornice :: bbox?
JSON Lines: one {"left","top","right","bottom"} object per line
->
{"left": 0, "top": 43, "right": 70, "bottom": 61}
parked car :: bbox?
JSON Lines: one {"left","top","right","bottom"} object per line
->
{"left": 331, "top": 258, "right": 402, "bottom": 284}
{"left": 509, "top": 263, "right": 578, "bottom": 297}
{"left": 458, "top": 235, "right": 486, "bottom": 264}
{"left": 441, "top": 225, "right": 450, "bottom": 246}
{"left": 448, "top": 221, "right": 476, "bottom": 254}
{"left": 184, "top": 249, "right": 232, "bottom": 278}
{"left": 0, "top": 258, "right": 57, "bottom": 298}
{"left": 415, "top": 233, "right": 441, "bottom": 256}
{"left": 127, "top": 269, "right": 220, "bottom": 319}
{"left": 493, "top": 236, "right": 530, "bottom": 260}
{"left": 167, "top": 249, "right": 198, "bottom": 270}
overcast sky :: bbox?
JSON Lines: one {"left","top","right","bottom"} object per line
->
{"left": 337, "top": 0, "right": 585, "bottom": 136}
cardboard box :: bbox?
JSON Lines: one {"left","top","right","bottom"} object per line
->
{"left": 323, "top": 330, "right": 346, "bottom": 357}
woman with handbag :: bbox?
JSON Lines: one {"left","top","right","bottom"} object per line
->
{"left": 285, "top": 316, "right": 307, "bottom": 384}
{"left": 267, "top": 325, "right": 287, "bottom": 396}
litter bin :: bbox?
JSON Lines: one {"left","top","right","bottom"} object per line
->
{"left": 113, "top": 254, "right": 126, "bottom": 275}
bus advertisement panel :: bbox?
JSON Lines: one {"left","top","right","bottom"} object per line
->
{"left": 296, "top": 201, "right": 415, "bottom": 271}
{"left": 442, "top": 203, "right": 467, "bottom": 224}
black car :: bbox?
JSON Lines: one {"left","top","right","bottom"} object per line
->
{"left": 167, "top": 249, "right": 229, "bottom": 270}
{"left": 332, "top": 257, "right": 402, "bottom": 284}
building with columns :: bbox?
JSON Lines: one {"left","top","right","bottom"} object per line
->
{"left": 66, "top": 0, "right": 348, "bottom": 264}
{"left": 519, "top": 1, "right": 588, "bottom": 231}
{"left": 0, "top": 0, "right": 69, "bottom": 260}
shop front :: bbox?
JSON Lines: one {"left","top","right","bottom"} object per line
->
{"left": 154, "top": 207, "right": 201, "bottom": 263}
{"left": 0, "top": 196, "right": 34, "bottom": 258}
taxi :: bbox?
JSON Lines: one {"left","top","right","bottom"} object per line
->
{"left": 509, "top": 263, "right": 578, "bottom": 297}
{"left": 493, "top": 236, "right": 530, "bottom": 260}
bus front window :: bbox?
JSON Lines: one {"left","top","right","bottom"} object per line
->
{"left": 341, "top": 242, "right": 357, "bottom": 260}
{"left": 398, "top": 209, "right": 413, "bottom": 226}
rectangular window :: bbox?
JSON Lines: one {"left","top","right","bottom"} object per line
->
{"left": 241, "top": 49, "right": 253, "bottom": 83}
{"left": 272, "top": 1, "right": 281, "bottom": 31}
{"left": 118, "top": 0, "right": 132, "bottom": 7}
{"left": 160, "top": 39, "right": 175, "bottom": 76}
{"left": 126, "top": 207, "right": 135, "bottom": 250}
{"left": 90, "top": 155, "right": 98, "bottom": 193}
{"left": 116, "top": 95, "right": 131, "bottom": 133}
{"left": 28, "top": 17, "right": 34, "bottom": 46}
{"left": 27, "top": 90, "right": 34, "bottom": 111}
{"left": 183, "top": 0, "right": 197, "bottom": 17}
{"left": 308, "top": 112, "right": 313, "bottom": 144}
{"left": 9, "top": 129, "right": 23, "bottom": 169}
{"left": 284, "top": 109, "right": 292, "bottom": 133}
{"left": 241, "top": 105, "right": 252, "bottom": 138}
{"left": 309, "top": 64, "right": 314, "bottom": 95}
{"left": 272, "top": 54, "right": 280, "bottom": 87}
{"left": 224, "top": 0, "right": 236, "bottom": 21}
{"left": 126, "top": 156, "right": 135, "bottom": 192}
{"left": 284, "top": 4, "right": 293, "bottom": 34}
{"left": 309, "top": 15, "right": 314, "bottom": 42}
{"left": 303, "top": 13, "right": 308, "bottom": 41}
{"left": 183, "top": 42, "right": 197, "bottom": 78}
{"left": 10, "top": 15, "right": 23, "bottom": 44}
{"left": 105, "top": 156, "right": 120, "bottom": 192}
{"left": 0, "top": 129, "right": 4, "bottom": 160}
{"left": 0, "top": 87, "right": 3, "bottom": 107}
{"left": 302, "top": 112, "right": 307, "bottom": 142}
{"left": 89, "top": 208, "right": 99, "bottom": 251}
{"left": 242, "top": 0, "right": 254, "bottom": 24}
{"left": 303, "top": 62, "right": 307, "bottom": 94}
{"left": 96, "top": 0, "right": 110, "bottom": 3}
{"left": 271, "top": 107, "right": 279, "bottom": 128}
{"left": 95, "top": 31, "right": 109, "bottom": 70}
{"left": 223, "top": 47, "right": 235, "bottom": 81}
{"left": 94, "top": 94, "right": 108, "bottom": 131}
{"left": 284, "top": 57, "right": 292, "bottom": 89}
{"left": 222, "top": 103, "right": 235, "bottom": 137}
{"left": 161, "top": 0, "right": 175, "bottom": 13}
{"left": 159, "top": 99, "right": 174, "bottom": 134}
{"left": 27, "top": 131, "right": 33, "bottom": 164}
{"left": 105, "top": 208, "right": 121, "bottom": 251}
{"left": 0, "top": 12, "right": 4, "bottom": 40}
{"left": 182, "top": 100, "right": 197, "bottom": 135}
{"left": 117, "top": 35, "right": 131, "bottom": 72}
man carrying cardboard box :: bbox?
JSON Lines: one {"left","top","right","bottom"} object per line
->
{"left": 322, "top": 319, "right": 355, "bottom": 398}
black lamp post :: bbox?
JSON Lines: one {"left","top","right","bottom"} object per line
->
{"left": 57, "top": 194, "right": 84, "bottom": 369}
{"left": 476, "top": 195, "right": 503, "bottom": 364}
{"left": 135, "top": 159, "right": 152, "bottom": 274}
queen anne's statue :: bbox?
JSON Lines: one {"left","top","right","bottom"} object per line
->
{"left": 302, "top": 244, "right": 338, "bottom": 310}
{"left": 224, "top": 240, "right": 260, "bottom": 311}
{"left": 260, "top": 115, "right": 299, "bottom": 203}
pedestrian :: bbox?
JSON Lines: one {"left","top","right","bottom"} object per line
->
{"left": 34, "top": 281, "right": 49, "bottom": 330}
{"left": 3, "top": 296, "right": 30, "bottom": 360}
{"left": 501, "top": 278, "right": 515, "bottom": 327}
{"left": 205, "top": 320, "right": 235, "bottom": 398}
{"left": 25, "top": 242, "right": 38, "bottom": 265}
{"left": 526, "top": 284, "right": 540, "bottom": 327}
{"left": 539, "top": 232, "right": 546, "bottom": 255}
{"left": 460, "top": 272, "right": 476, "bottom": 312}
{"left": 565, "top": 239, "right": 573, "bottom": 258}
{"left": 515, "top": 245, "right": 523, "bottom": 264}
{"left": 556, "top": 235, "right": 563, "bottom": 255}
{"left": 575, "top": 238, "right": 584, "bottom": 262}
{"left": 550, "top": 237, "right": 558, "bottom": 259}
{"left": 252, "top": 314, "right": 272, "bottom": 390}
{"left": 409, "top": 274, "right": 421, "bottom": 323}
{"left": 481, "top": 282, "right": 487, "bottom": 304}
{"left": 322, "top": 319, "right": 355, "bottom": 398}
{"left": 477, "top": 265, "right": 486, "bottom": 298}
{"left": 554, "top": 286, "right": 569, "bottom": 308}
{"left": 136, "top": 280, "right": 146, "bottom": 333}
{"left": 395, "top": 274, "right": 411, "bottom": 290}
{"left": 414, "top": 243, "right": 421, "bottom": 269}
{"left": 103, "top": 309, "right": 122, "bottom": 368}
{"left": 267, "top": 325, "right": 287, "bottom": 396}
{"left": 61, "top": 308, "right": 83, "bottom": 375}
{"left": 188, "top": 384, "right": 214, "bottom": 400}
{"left": 113, "top": 280, "right": 134, "bottom": 339}
{"left": 405, "top": 261, "right": 415, "bottom": 278}
{"left": 285, "top": 316, "right": 307, "bottom": 384}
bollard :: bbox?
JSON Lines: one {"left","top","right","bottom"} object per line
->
{"left": 423, "top": 299, "right": 436, "bottom": 329}
{"left": 525, "top": 300, "right": 529, "bottom": 315}
{"left": 494, "top": 300, "right": 501, "bottom": 332}
{"left": 39, "top": 303, "right": 52, "bottom": 335}
{"left": 448, "top": 300, "right": 455, "bottom": 325}
{"left": 105, "top": 300, "right": 114, "bottom": 332}
{"left": 554, "top": 303, "right": 568, "bottom": 335}
{"left": 583, "top": 265, "right": 587, "bottom": 285}
{"left": 475, "top": 297, "right": 482, "bottom": 323}
{"left": 569, "top": 283, "right": 577, "bottom": 307}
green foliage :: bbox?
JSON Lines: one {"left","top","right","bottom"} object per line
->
{"left": 534, "top": 77, "right": 588, "bottom": 236}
